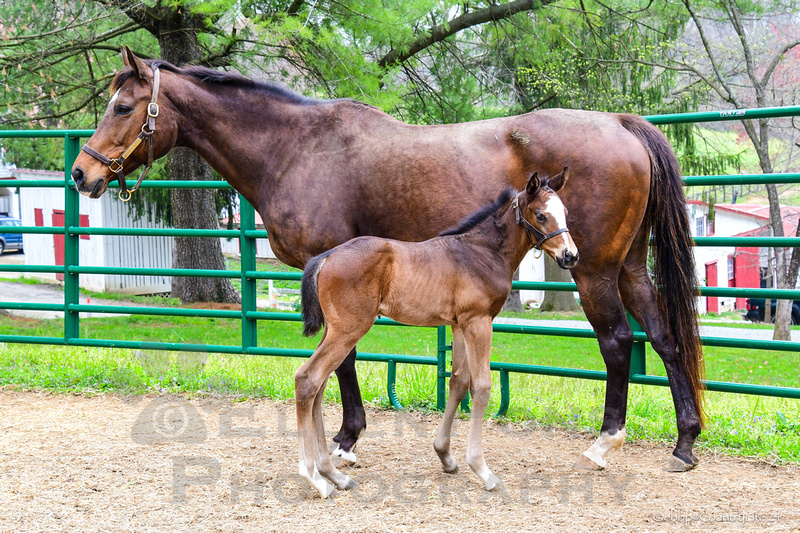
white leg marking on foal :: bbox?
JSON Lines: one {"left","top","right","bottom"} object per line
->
{"left": 299, "top": 461, "right": 335, "bottom": 498}
{"left": 582, "top": 429, "right": 626, "bottom": 469}
{"left": 332, "top": 445, "right": 357, "bottom": 464}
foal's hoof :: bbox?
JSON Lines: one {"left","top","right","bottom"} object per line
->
{"left": 337, "top": 477, "right": 358, "bottom": 491}
{"left": 665, "top": 454, "right": 696, "bottom": 472}
{"left": 484, "top": 474, "right": 502, "bottom": 491}
{"left": 331, "top": 445, "right": 357, "bottom": 468}
{"left": 439, "top": 454, "right": 459, "bottom": 474}
{"left": 572, "top": 454, "right": 603, "bottom": 471}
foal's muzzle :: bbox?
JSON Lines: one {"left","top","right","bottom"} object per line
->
{"left": 557, "top": 249, "right": 579, "bottom": 269}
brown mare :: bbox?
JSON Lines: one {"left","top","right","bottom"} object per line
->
{"left": 297, "top": 171, "right": 577, "bottom": 497}
{"left": 72, "top": 47, "right": 704, "bottom": 474}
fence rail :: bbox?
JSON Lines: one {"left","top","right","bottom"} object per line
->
{"left": 2, "top": 103, "right": 800, "bottom": 415}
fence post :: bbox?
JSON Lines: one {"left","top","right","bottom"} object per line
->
{"left": 627, "top": 313, "right": 646, "bottom": 378}
{"left": 436, "top": 325, "right": 450, "bottom": 411}
{"left": 240, "top": 196, "right": 257, "bottom": 351}
{"left": 63, "top": 135, "right": 81, "bottom": 342}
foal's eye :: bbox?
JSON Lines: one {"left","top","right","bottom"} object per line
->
{"left": 536, "top": 213, "right": 547, "bottom": 223}
{"left": 114, "top": 105, "right": 133, "bottom": 116}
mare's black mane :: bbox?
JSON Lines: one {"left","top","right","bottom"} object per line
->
{"left": 111, "top": 59, "right": 315, "bottom": 105}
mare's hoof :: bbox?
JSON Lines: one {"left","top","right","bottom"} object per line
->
{"left": 665, "top": 454, "right": 696, "bottom": 472}
{"left": 572, "top": 454, "right": 603, "bottom": 471}
{"left": 485, "top": 474, "right": 502, "bottom": 491}
{"left": 331, "top": 445, "right": 357, "bottom": 467}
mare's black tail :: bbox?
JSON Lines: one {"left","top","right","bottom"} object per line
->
{"left": 619, "top": 115, "right": 705, "bottom": 424}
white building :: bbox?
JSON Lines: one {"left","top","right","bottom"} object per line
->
{"left": 14, "top": 169, "right": 173, "bottom": 294}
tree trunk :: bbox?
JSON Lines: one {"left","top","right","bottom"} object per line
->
{"left": 168, "top": 147, "right": 240, "bottom": 303}
{"left": 156, "top": 9, "right": 239, "bottom": 303}
{"left": 502, "top": 268, "right": 525, "bottom": 312}
{"left": 538, "top": 254, "right": 579, "bottom": 312}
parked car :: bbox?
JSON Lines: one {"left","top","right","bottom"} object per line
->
{"left": 0, "top": 216, "right": 23, "bottom": 254}
{"left": 744, "top": 298, "right": 800, "bottom": 325}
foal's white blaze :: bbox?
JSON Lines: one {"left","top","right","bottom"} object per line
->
{"left": 582, "top": 428, "right": 626, "bottom": 469}
{"left": 109, "top": 89, "right": 121, "bottom": 105}
{"left": 543, "top": 195, "right": 575, "bottom": 251}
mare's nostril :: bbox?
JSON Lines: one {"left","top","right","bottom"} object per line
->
{"left": 72, "top": 167, "right": 85, "bottom": 186}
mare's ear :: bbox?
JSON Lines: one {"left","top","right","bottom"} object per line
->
{"left": 548, "top": 166, "right": 569, "bottom": 192}
{"left": 526, "top": 172, "right": 540, "bottom": 195}
{"left": 121, "top": 45, "right": 150, "bottom": 80}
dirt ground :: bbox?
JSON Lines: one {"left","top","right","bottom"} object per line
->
{"left": 0, "top": 392, "right": 797, "bottom": 532}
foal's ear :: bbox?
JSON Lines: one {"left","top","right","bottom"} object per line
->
{"left": 121, "top": 45, "right": 150, "bottom": 80}
{"left": 526, "top": 172, "right": 541, "bottom": 195}
{"left": 548, "top": 166, "right": 570, "bottom": 192}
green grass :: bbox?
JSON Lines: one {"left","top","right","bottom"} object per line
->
{"left": 1, "top": 310, "right": 799, "bottom": 463}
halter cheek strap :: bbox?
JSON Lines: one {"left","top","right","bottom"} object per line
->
{"left": 512, "top": 192, "right": 570, "bottom": 250}
{"left": 81, "top": 66, "right": 161, "bottom": 202}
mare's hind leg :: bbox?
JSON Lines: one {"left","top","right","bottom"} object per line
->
{"left": 572, "top": 269, "right": 632, "bottom": 471}
{"left": 619, "top": 258, "right": 701, "bottom": 471}
{"left": 433, "top": 326, "right": 470, "bottom": 474}
{"left": 332, "top": 347, "right": 366, "bottom": 466}
{"left": 462, "top": 318, "right": 501, "bottom": 490}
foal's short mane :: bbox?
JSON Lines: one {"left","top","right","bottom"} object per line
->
{"left": 438, "top": 188, "right": 515, "bottom": 237}
{"left": 111, "top": 60, "right": 316, "bottom": 106}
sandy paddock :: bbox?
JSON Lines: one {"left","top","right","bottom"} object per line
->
{"left": 0, "top": 391, "right": 797, "bottom": 532}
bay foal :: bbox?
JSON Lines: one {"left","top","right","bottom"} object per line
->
{"left": 296, "top": 169, "right": 578, "bottom": 498}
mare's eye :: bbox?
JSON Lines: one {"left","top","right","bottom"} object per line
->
{"left": 536, "top": 213, "right": 547, "bottom": 223}
{"left": 115, "top": 105, "right": 133, "bottom": 116}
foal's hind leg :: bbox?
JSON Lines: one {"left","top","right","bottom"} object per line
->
{"left": 462, "top": 318, "right": 501, "bottom": 490}
{"left": 295, "top": 327, "right": 364, "bottom": 497}
{"left": 434, "top": 326, "right": 470, "bottom": 474}
{"left": 619, "top": 261, "right": 701, "bottom": 471}
{"left": 571, "top": 269, "right": 631, "bottom": 471}
{"left": 312, "top": 375, "right": 358, "bottom": 490}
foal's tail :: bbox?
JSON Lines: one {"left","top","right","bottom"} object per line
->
{"left": 619, "top": 115, "right": 705, "bottom": 424}
{"left": 301, "top": 251, "right": 332, "bottom": 337}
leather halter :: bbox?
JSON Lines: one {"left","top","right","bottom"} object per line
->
{"left": 512, "top": 191, "right": 570, "bottom": 250}
{"left": 81, "top": 67, "right": 161, "bottom": 202}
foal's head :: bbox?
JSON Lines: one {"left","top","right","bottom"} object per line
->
{"left": 517, "top": 167, "right": 579, "bottom": 269}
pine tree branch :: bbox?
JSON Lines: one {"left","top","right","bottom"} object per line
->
{"left": 378, "top": 0, "right": 553, "bottom": 68}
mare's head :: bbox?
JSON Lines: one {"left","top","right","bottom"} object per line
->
{"left": 71, "top": 46, "right": 178, "bottom": 199}
{"left": 516, "top": 167, "right": 579, "bottom": 269}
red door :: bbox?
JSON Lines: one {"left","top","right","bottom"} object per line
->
{"left": 705, "top": 261, "right": 718, "bottom": 314}
{"left": 52, "top": 210, "right": 65, "bottom": 281}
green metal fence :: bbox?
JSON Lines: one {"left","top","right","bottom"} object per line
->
{"left": 2, "top": 104, "right": 800, "bottom": 415}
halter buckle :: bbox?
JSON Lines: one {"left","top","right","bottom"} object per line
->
{"left": 109, "top": 160, "right": 123, "bottom": 173}
{"left": 147, "top": 102, "right": 159, "bottom": 118}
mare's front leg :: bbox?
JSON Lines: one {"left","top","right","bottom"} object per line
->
{"left": 433, "top": 326, "right": 470, "bottom": 473}
{"left": 462, "top": 318, "right": 501, "bottom": 490}
{"left": 332, "top": 347, "right": 366, "bottom": 465}
{"left": 572, "top": 270, "right": 630, "bottom": 471}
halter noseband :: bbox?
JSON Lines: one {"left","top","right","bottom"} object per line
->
{"left": 512, "top": 192, "right": 569, "bottom": 250}
{"left": 81, "top": 67, "right": 161, "bottom": 202}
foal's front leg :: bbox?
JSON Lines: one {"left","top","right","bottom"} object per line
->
{"left": 434, "top": 326, "right": 470, "bottom": 473}
{"left": 463, "top": 318, "right": 501, "bottom": 490}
